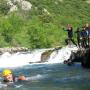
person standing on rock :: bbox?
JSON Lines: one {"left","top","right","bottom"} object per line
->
{"left": 81, "top": 27, "right": 87, "bottom": 48}
{"left": 75, "top": 27, "right": 82, "bottom": 48}
{"left": 84, "top": 23, "right": 90, "bottom": 47}
{"left": 63, "top": 24, "right": 77, "bottom": 46}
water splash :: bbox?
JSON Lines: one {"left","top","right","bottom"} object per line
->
{"left": 0, "top": 45, "right": 78, "bottom": 68}
{"left": 26, "top": 74, "right": 47, "bottom": 81}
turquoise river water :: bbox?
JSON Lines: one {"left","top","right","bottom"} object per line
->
{"left": 0, "top": 63, "right": 90, "bottom": 90}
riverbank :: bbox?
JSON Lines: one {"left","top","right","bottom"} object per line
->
{"left": 1, "top": 0, "right": 90, "bottom": 48}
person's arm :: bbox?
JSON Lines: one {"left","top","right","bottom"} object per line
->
{"left": 63, "top": 27, "right": 67, "bottom": 31}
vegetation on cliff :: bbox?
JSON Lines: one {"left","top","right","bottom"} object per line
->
{"left": 0, "top": 0, "right": 90, "bottom": 48}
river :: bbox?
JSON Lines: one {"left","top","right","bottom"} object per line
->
{"left": 0, "top": 46, "right": 90, "bottom": 90}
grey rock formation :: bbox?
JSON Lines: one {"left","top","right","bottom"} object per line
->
{"left": 0, "top": 47, "right": 28, "bottom": 54}
{"left": 7, "top": 0, "right": 32, "bottom": 12}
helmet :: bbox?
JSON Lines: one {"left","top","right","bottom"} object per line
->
{"left": 2, "top": 69, "right": 12, "bottom": 77}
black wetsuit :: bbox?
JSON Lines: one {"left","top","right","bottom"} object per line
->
{"left": 3, "top": 76, "right": 18, "bottom": 83}
{"left": 81, "top": 29, "right": 87, "bottom": 48}
{"left": 75, "top": 28, "right": 82, "bottom": 47}
{"left": 64, "top": 27, "right": 77, "bottom": 46}
{"left": 67, "top": 28, "right": 73, "bottom": 38}
{"left": 85, "top": 27, "right": 90, "bottom": 47}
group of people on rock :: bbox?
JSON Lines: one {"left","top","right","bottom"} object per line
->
{"left": 63, "top": 23, "right": 90, "bottom": 48}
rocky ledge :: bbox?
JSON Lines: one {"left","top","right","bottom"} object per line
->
{"left": 66, "top": 48, "right": 90, "bottom": 68}
{"left": 0, "top": 47, "right": 28, "bottom": 54}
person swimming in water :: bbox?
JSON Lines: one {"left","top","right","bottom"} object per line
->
{"left": 1, "top": 69, "right": 26, "bottom": 83}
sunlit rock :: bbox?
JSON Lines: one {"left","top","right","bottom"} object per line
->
{"left": 7, "top": 0, "right": 13, "bottom": 6}
{"left": 7, "top": 0, "right": 32, "bottom": 12}
{"left": 55, "top": 1, "right": 58, "bottom": 5}
{"left": 20, "top": 0, "right": 32, "bottom": 11}
{"left": 58, "top": 0, "right": 63, "bottom": 2}
{"left": 43, "top": 8, "right": 50, "bottom": 15}
{"left": 9, "top": 5, "right": 18, "bottom": 12}
{"left": 86, "top": 0, "right": 90, "bottom": 4}
{"left": 13, "top": 0, "right": 32, "bottom": 11}
{"left": 13, "top": 0, "right": 23, "bottom": 3}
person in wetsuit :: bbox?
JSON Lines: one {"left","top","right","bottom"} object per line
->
{"left": 1, "top": 69, "right": 26, "bottom": 83}
{"left": 63, "top": 24, "right": 77, "bottom": 46}
{"left": 75, "top": 27, "right": 82, "bottom": 48}
{"left": 81, "top": 27, "right": 87, "bottom": 48}
{"left": 84, "top": 23, "right": 90, "bottom": 47}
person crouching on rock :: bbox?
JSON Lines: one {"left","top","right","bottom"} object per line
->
{"left": 2, "top": 69, "right": 26, "bottom": 83}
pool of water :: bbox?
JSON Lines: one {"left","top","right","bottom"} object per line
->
{"left": 0, "top": 63, "right": 90, "bottom": 90}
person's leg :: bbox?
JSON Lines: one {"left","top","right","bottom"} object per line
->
{"left": 88, "top": 36, "right": 90, "bottom": 47}
{"left": 84, "top": 37, "right": 87, "bottom": 48}
{"left": 65, "top": 38, "right": 69, "bottom": 45}
{"left": 77, "top": 37, "right": 80, "bottom": 47}
{"left": 70, "top": 38, "right": 77, "bottom": 46}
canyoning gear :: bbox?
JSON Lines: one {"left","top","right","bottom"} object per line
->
{"left": 2, "top": 69, "right": 12, "bottom": 77}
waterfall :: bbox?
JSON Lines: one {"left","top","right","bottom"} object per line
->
{"left": 0, "top": 45, "right": 78, "bottom": 68}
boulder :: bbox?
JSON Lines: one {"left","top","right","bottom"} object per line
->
{"left": 7, "top": 0, "right": 32, "bottom": 12}
{"left": 66, "top": 48, "right": 90, "bottom": 68}
{"left": 41, "top": 46, "right": 61, "bottom": 62}
{"left": 81, "top": 48, "right": 90, "bottom": 68}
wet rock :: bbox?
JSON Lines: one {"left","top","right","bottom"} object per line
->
{"left": 41, "top": 46, "right": 61, "bottom": 62}
{"left": 81, "top": 48, "right": 90, "bottom": 68}
{"left": 41, "top": 50, "right": 53, "bottom": 62}
{"left": 66, "top": 48, "right": 90, "bottom": 68}
{"left": 0, "top": 47, "right": 28, "bottom": 54}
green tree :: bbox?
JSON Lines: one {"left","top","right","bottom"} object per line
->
{"left": 0, "top": 0, "right": 10, "bottom": 15}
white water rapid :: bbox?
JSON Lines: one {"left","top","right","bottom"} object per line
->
{"left": 0, "top": 45, "right": 78, "bottom": 68}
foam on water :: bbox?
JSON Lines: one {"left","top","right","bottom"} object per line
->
{"left": 0, "top": 45, "right": 78, "bottom": 68}
{"left": 0, "top": 82, "right": 7, "bottom": 88}
{"left": 47, "top": 45, "right": 78, "bottom": 64}
{"left": 0, "top": 50, "right": 45, "bottom": 68}
{"left": 26, "top": 74, "right": 47, "bottom": 81}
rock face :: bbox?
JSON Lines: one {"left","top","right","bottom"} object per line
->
{"left": 86, "top": 0, "right": 90, "bottom": 4}
{"left": 13, "top": 0, "right": 32, "bottom": 10}
{"left": 7, "top": 0, "right": 32, "bottom": 12}
{"left": 58, "top": 0, "right": 63, "bottom": 2}
{"left": 81, "top": 48, "right": 90, "bottom": 68}
{"left": 41, "top": 50, "right": 53, "bottom": 62}
{"left": 9, "top": 5, "right": 18, "bottom": 12}
{"left": 0, "top": 47, "right": 28, "bottom": 54}
{"left": 41, "top": 46, "right": 61, "bottom": 62}
{"left": 66, "top": 48, "right": 90, "bottom": 68}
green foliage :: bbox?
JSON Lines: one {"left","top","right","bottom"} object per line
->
{"left": 0, "top": 0, "right": 90, "bottom": 48}
{"left": 0, "top": 0, "right": 10, "bottom": 15}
